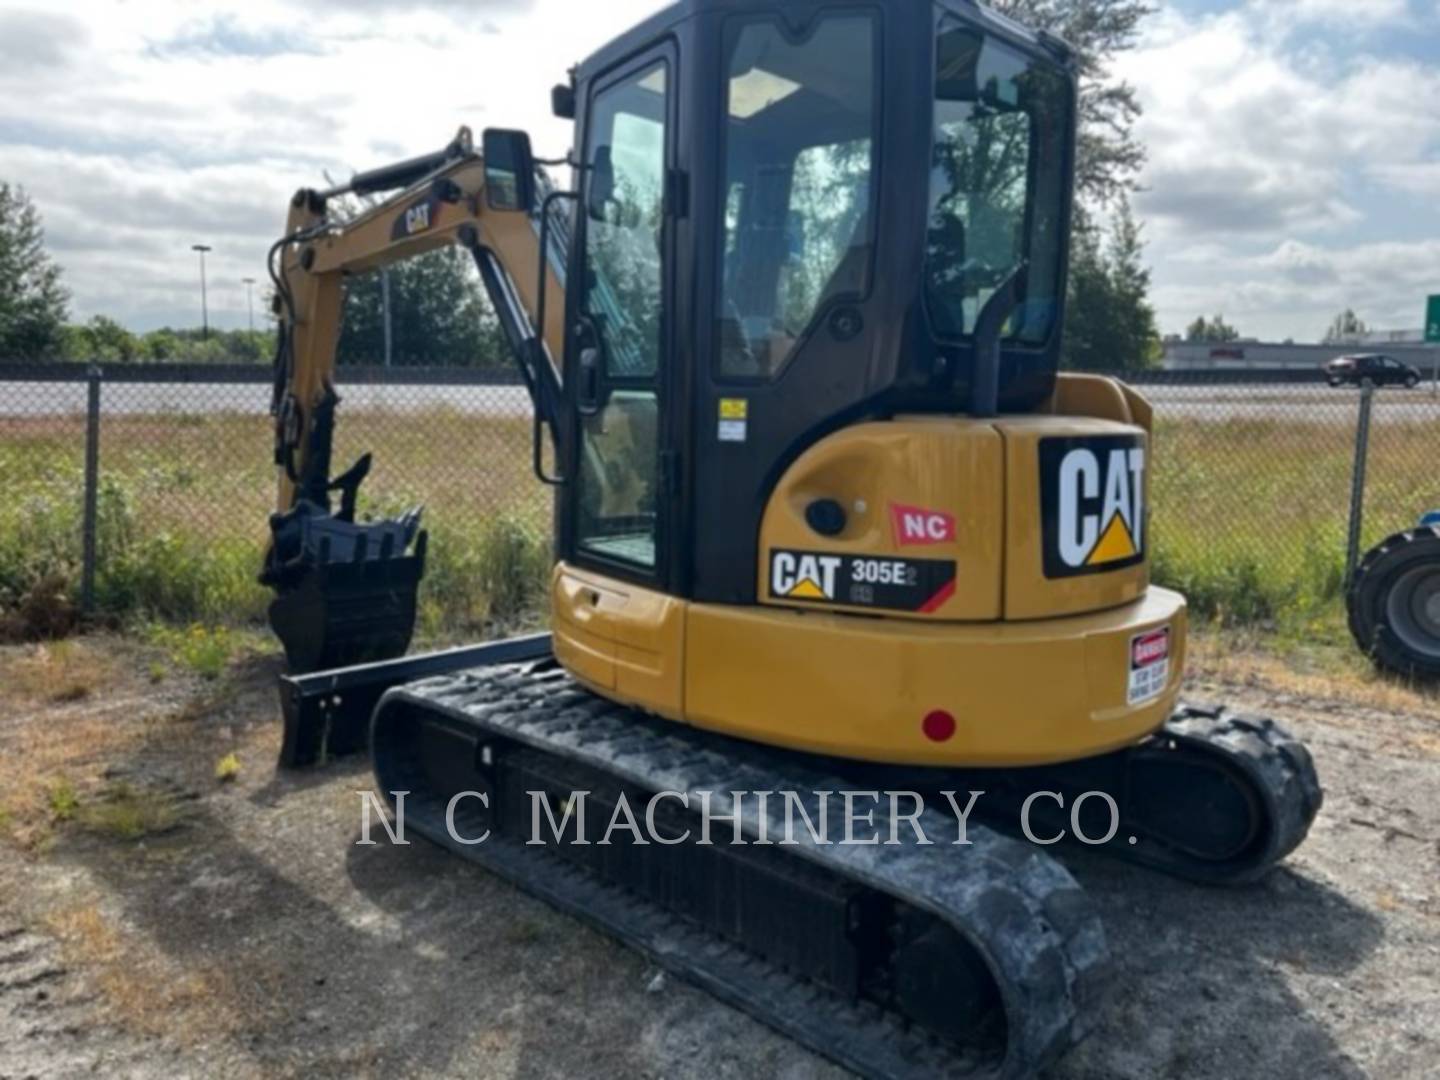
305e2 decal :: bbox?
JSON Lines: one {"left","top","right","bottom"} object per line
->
{"left": 770, "top": 550, "right": 956, "bottom": 613}
{"left": 1039, "top": 436, "right": 1147, "bottom": 579}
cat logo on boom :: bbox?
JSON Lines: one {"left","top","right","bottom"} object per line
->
{"left": 1039, "top": 436, "right": 1147, "bottom": 579}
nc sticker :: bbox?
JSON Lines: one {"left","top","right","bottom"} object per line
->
{"left": 890, "top": 503, "right": 957, "bottom": 547}
{"left": 1039, "top": 436, "right": 1147, "bottom": 579}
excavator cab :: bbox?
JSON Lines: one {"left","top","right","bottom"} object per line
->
{"left": 477, "top": 0, "right": 1181, "bottom": 769}
{"left": 538, "top": 0, "right": 1075, "bottom": 611}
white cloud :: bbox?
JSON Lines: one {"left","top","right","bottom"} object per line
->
{"left": 1247, "top": 0, "right": 1413, "bottom": 27}
{"left": 0, "top": 9, "right": 87, "bottom": 74}
{"left": 1120, "top": 3, "right": 1440, "bottom": 339}
{"left": 1369, "top": 161, "right": 1440, "bottom": 196}
{"left": 0, "top": 0, "right": 666, "bottom": 330}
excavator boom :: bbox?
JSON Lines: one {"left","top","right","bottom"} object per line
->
{"left": 262, "top": 126, "right": 567, "bottom": 678}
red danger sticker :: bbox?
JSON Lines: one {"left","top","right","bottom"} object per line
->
{"left": 1132, "top": 629, "right": 1170, "bottom": 668}
{"left": 1128, "top": 627, "right": 1171, "bottom": 705}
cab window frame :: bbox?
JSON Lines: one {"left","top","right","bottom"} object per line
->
{"left": 923, "top": 10, "right": 1070, "bottom": 353}
{"left": 711, "top": 5, "right": 886, "bottom": 385}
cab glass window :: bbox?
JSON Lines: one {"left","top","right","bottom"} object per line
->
{"left": 926, "top": 20, "right": 1068, "bottom": 345}
{"left": 717, "top": 14, "right": 878, "bottom": 379}
{"left": 584, "top": 65, "right": 668, "bottom": 379}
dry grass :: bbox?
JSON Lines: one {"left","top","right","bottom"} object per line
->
{"left": 75, "top": 783, "right": 183, "bottom": 841}
{"left": 5, "top": 640, "right": 118, "bottom": 704}
{"left": 0, "top": 640, "right": 187, "bottom": 851}
{"left": 44, "top": 902, "right": 226, "bottom": 1038}
{"left": 1189, "top": 629, "right": 1440, "bottom": 724}
{"left": 1, "top": 636, "right": 293, "bottom": 1049}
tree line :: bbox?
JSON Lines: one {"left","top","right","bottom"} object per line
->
{"left": 0, "top": 181, "right": 510, "bottom": 369}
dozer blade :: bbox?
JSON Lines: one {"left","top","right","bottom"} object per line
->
{"left": 276, "top": 634, "right": 552, "bottom": 769}
{"left": 370, "top": 663, "right": 1111, "bottom": 1080}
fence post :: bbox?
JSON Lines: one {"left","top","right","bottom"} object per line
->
{"left": 1344, "top": 382, "right": 1375, "bottom": 587}
{"left": 81, "top": 364, "right": 102, "bottom": 612}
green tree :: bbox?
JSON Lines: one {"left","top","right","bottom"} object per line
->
{"left": 141, "top": 328, "right": 185, "bottom": 361}
{"left": 1185, "top": 314, "right": 1241, "bottom": 343}
{"left": 65, "top": 315, "right": 140, "bottom": 363}
{"left": 133, "top": 326, "right": 276, "bottom": 363}
{"left": 337, "top": 246, "right": 508, "bottom": 368}
{"left": 1322, "top": 308, "right": 1367, "bottom": 345}
{"left": 1062, "top": 200, "right": 1159, "bottom": 372}
{"left": 0, "top": 183, "right": 69, "bottom": 359}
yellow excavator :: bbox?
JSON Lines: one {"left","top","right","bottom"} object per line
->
{"left": 262, "top": 3, "right": 1322, "bottom": 1076}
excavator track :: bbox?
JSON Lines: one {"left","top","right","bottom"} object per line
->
{"left": 903, "top": 705, "right": 1323, "bottom": 886}
{"left": 372, "top": 662, "right": 1110, "bottom": 1080}
{"left": 1134, "top": 705, "right": 1324, "bottom": 882}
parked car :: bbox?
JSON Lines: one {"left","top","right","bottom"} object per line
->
{"left": 1324, "top": 353, "right": 1423, "bottom": 388}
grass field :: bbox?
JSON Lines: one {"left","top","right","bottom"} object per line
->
{"left": 0, "top": 407, "right": 552, "bottom": 642}
{"left": 1153, "top": 413, "right": 1436, "bottom": 637}
{"left": 1, "top": 405, "right": 1435, "bottom": 649}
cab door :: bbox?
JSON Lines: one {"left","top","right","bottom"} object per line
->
{"left": 563, "top": 47, "right": 676, "bottom": 588}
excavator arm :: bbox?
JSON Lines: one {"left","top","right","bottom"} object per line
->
{"left": 262, "top": 126, "right": 568, "bottom": 676}
{"left": 269, "top": 125, "right": 567, "bottom": 509}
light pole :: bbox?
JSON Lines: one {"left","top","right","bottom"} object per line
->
{"left": 191, "top": 244, "right": 212, "bottom": 340}
{"left": 381, "top": 267, "right": 393, "bottom": 367}
{"left": 242, "top": 277, "right": 257, "bottom": 333}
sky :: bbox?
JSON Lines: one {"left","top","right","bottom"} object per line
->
{"left": 0, "top": 0, "right": 1436, "bottom": 342}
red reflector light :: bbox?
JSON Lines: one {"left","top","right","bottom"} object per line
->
{"left": 922, "top": 710, "right": 957, "bottom": 742}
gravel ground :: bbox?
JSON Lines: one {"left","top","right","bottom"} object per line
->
{"left": 0, "top": 636, "right": 1436, "bottom": 1080}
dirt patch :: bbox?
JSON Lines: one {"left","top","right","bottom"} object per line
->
{"left": 1, "top": 634, "right": 1437, "bottom": 1078}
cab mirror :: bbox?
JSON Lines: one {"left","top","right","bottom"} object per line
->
{"left": 552, "top": 83, "right": 576, "bottom": 120}
{"left": 483, "top": 128, "right": 536, "bottom": 213}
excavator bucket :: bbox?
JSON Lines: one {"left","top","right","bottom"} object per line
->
{"left": 261, "top": 451, "right": 427, "bottom": 676}
{"left": 261, "top": 475, "right": 428, "bottom": 768}
{"left": 262, "top": 375, "right": 429, "bottom": 676}
{"left": 262, "top": 378, "right": 433, "bottom": 763}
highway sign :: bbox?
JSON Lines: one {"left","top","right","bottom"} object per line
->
{"left": 1428, "top": 295, "right": 1440, "bottom": 343}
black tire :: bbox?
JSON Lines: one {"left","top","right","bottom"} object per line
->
{"left": 1406, "top": 374, "right": 1420, "bottom": 389}
{"left": 1347, "top": 526, "right": 1440, "bottom": 681}
{"left": 1327, "top": 377, "right": 1344, "bottom": 388}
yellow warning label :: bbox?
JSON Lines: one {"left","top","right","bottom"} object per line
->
{"left": 719, "top": 398, "right": 748, "bottom": 421}
{"left": 1088, "top": 513, "right": 1139, "bottom": 566}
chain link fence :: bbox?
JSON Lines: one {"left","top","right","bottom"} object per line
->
{"left": 1125, "top": 368, "right": 1439, "bottom": 625}
{"left": 2, "top": 362, "right": 1436, "bottom": 640}
{"left": 0, "top": 363, "right": 551, "bottom": 639}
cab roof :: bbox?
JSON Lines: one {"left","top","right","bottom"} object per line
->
{"left": 574, "top": 0, "right": 1068, "bottom": 84}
